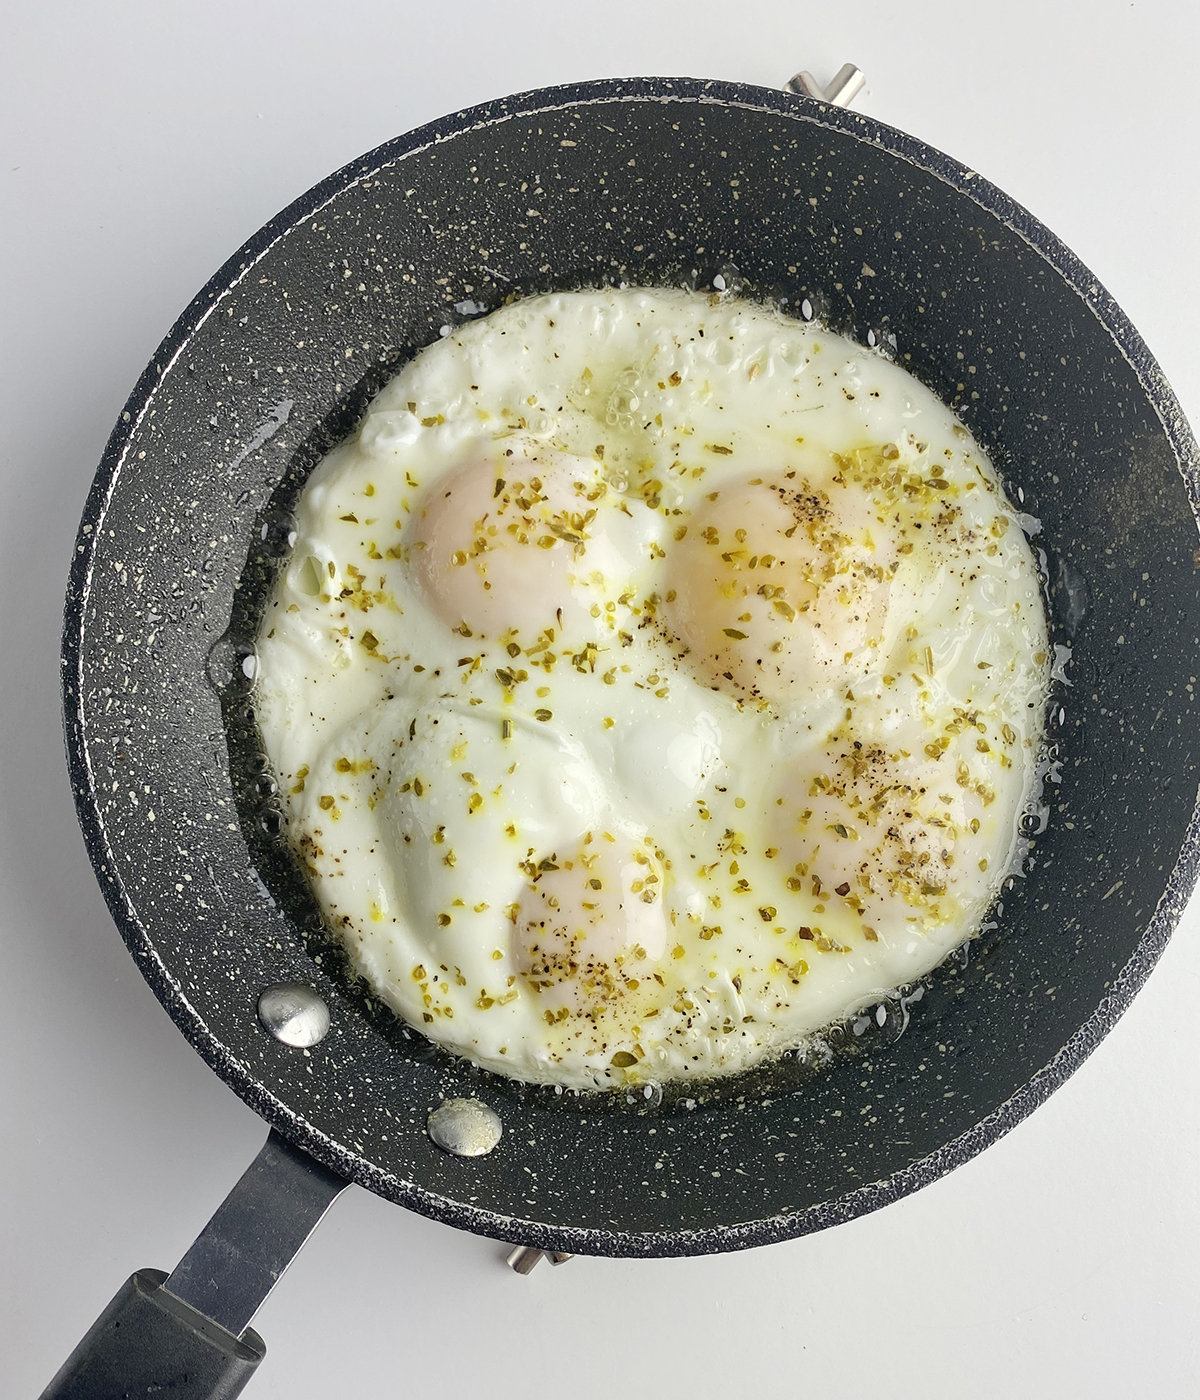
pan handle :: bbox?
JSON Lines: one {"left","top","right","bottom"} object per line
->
{"left": 40, "top": 1130, "right": 348, "bottom": 1400}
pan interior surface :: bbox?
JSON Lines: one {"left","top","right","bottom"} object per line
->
{"left": 62, "top": 78, "right": 1200, "bottom": 1256}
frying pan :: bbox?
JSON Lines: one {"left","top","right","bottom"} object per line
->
{"left": 47, "top": 73, "right": 1200, "bottom": 1397}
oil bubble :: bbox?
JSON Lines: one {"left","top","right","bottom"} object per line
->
{"left": 259, "top": 509, "right": 297, "bottom": 557}
{"left": 772, "top": 337, "right": 805, "bottom": 368}
{"left": 206, "top": 634, "right": 258, "bottom": 695}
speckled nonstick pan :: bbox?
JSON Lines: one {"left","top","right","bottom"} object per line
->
{"left": 51, "top": 76, "right": 1200, "bottom": 1398}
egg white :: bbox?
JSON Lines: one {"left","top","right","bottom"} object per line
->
{"left": 255, "top": 287, "right": 1050, "bottom": 1089}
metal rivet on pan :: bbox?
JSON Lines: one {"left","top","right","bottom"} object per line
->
{"left": 427, "top": 1098, "right": 503, "bottom": 1157}
{"left": 257, "top": 983, "right": 331, "bottom": 1047}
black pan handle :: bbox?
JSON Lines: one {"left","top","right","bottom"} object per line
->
{"left": 38, "top": 1269, "right": 265, "bottom": 1400}
{"left": 40, "top": 1130, "right": 349, "bottom": 1400}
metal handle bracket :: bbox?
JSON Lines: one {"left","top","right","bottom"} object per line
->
{"left": 785, "top": 63, "right": 866, "bottom": 108}
{"left": 41, "top": 1132, "right": 349, "bottom": 1400}
{"left": 164, "top": 1129, "right": 348, "bottom": 1337}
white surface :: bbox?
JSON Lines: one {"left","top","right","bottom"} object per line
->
{"left": 2, "top": 2, "right": 1198, "bottom": 1395}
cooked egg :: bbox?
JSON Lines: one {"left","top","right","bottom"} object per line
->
{"left": 664, "top": 470, "right": 897, "bottom": 702}
{"left": 255, "top": 287, "right": 1049, "bottom": 1089}
{"left": 407, "top": 448, "right": 618, "bottom": 642}
{"left": 514, "top": 833, "right": 670, "bottom": 1014}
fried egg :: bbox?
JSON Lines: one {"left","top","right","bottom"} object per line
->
{"left": 255, "top": 287, "right": 1050, "bottom": 1089}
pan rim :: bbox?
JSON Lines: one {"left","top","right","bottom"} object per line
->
{"left": 61, "top": 73, "right": 1200, "bottom": 1257}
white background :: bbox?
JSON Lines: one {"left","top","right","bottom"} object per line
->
{"left": 3, "top": 2, "right": 1199, "bottom": 1395}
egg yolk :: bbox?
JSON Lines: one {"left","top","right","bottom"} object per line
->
{"left": 664, "top": 473, "right": 896, "bottom": 703}
{"left": 513, "top": 838, "right": 668, "bottom": 1012}
{"left": 769, "top": 730, "right": 996, "bottom": 943}
{"left": 406, "top": 448, "right": 605, "bottom": 641}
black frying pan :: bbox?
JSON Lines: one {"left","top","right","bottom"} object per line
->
{"left": 48, "top": 75, "right": 1200, "bottom": 1398}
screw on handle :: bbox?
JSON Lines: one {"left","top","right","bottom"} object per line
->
{"left": 785, "top": 63, "right": 866, "bottom": 108}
